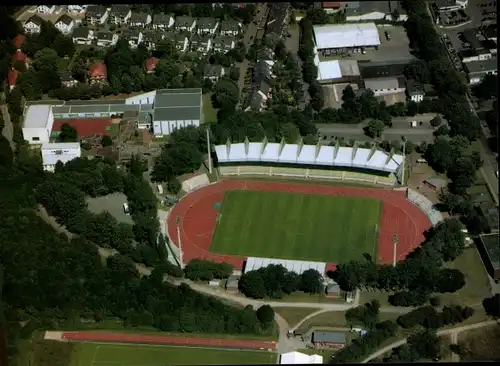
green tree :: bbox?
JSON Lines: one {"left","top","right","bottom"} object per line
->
{"left": 101, "top": 135, "right": 113, "bottom": 147}
{"left": 365, "top": 120, "right": 385, "bottom": 138}
{"left": 299, "top": 269, "right": 323, "bottom": 294}
{"left": 256, "top": 305, "right": 275, "bottom": 325}
{"left": 58, "top": 123, "right": 78, "bottom": 142}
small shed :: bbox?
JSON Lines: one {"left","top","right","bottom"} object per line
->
{"left": 325, "top": 282, "right": 341, "bottom": 297}
{"left": 424, "top": 176, "right": 447, "bottom": 190}
{"left": 225, "top": 276, "right": 239, "bottom": 291}
{"left": 208, "top": 279, "right": 220, "bottom": 287}
{"left": 312, "top": 331, "right": 346, "bottom": 349}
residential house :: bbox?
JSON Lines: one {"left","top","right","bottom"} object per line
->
{"left": 196, "top": 17, "right": 218, "bottom": 36}
{"left": 172, "top": 33, "right": 190, "bottom": 53}
{"left": 320, "top": 2, "right": 344, "bottom": 14}
{"left": 35, "top": 5, "right": 56, "bottom": 14}
{"left": 141, "top": 31, "right": 163, "bottom": 50}
{"left": 212, "top": 36, "right": 235, "bottom": 53}
{"left": 24, "top": 15, "right": 43, "bottom": 34}
{"left": 253, "top": 60, "right": 275, "bottom": 85}
{"left": 109, "top": 5, "right": 132, "bottom": 25}
{"left": 204, "top": 64, "right": 225, "bottom": 82}
{"left": 95, "top": 31, "right": 119, "bottom": 48}
{"left": 176, "top": 16, "right": 196, "bottom": 33}
{"left": 435, "top": 0, "right": 468, "bottom": 11}
{"left": 55, "top": 14, "right": 76, "bottom": 35}
{"left": 8, "top": 69, "right": 20, "bottom": 90}
{"left": 67, "top": 5, "right": 87, "bottom": 14}
{"left": 60, "top": 71, "right": 78, "bottom": 88}
{"left": 144, "top": 57, "right": 160, "bottom": 74}
{"left": 152, "top": 13, "right": 175, "bottom": 30}
{"left": 264, "top": 3, "right": 291, "bottom": 41}
{"left": 190, "top": 34, "right": 212, "bottom": 54}
{"left": 122, "top": 29, "right": 143, "bottom": 49}
{"left": 482, "top": 24, "right": 497, "bottom": 42}
{"left": 464, "top": 57, "right": 498, "bottom": 85}
{"left": 13, "top": 34, "right": 25, "bottom": 51}
{"left": 459, "top": 48, "right": 492, "bottom": 63}
{"left": 325, "top": 282, "right": 341, "bottom": 297}
{"left": 129, "top": 12, "right": 152, "bottom": 28}
{"left": 257, "top": 80, "right": 273, "bottom": 103}
{"left": 246, "top": 90, "right": 267, "bottom": 112}
{"left": 343, "top": 1, "right": 408, "bottom": 22}
{"left": 85, "top": 5, "right": 109, "bottom": 25}
{"left": 405, "top": 79, "right": 425, "bottom": 103}
{"left": 88, "top": 62, "right": 107, "bottom": 85}
{"left": 72, "top": 27, "right": 94, "bottom": 45}
{"left": 219, "top": 20, "right": 241, "bottom": 36}
{"left": 12, "top": 51, "right": 28, "bottom": 69}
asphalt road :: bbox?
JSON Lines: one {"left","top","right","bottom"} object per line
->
{"left": 427, "top": 2, "right": 499, "bottom": 203}
{"left": 316, "top": 114, "right": 439, "bottom": 143}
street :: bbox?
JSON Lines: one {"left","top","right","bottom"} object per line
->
{"left": 316, "top": 114, "right": 439, "bottom": 144}
{"left": 426, "top": 2, "right": 499, "bottom": 203}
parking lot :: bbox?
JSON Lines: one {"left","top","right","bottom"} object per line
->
{"left": 320, "top": 25, "right": 414, "bottom": 64}
{"left": 86, "top": 192, "right": 134, "bottom": 225}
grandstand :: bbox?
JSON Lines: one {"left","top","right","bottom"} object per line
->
{"left": 215, "top": 137, "right": 404, "bottom": 185}
{"left": 244, "top": 256, "right": 327, "bottom": 275}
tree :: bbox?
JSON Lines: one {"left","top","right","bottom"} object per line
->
{"left": 101, "top": 135, "right": 113, "bottom": 147}
{"left": 58, "top": 123, "right": 78, "bottom": 142}
{"left": 256, "top": 305, "right": 275, "bottom": 325}
{"left": 212, "top": 78, "right": 239, "bottom": 109}
{"left": 472, "top": 74, "right": 497, "bottom": 101}
{"left": 433, "top": 268, "right": 465, "bottom": 293}
{"left": 299, "top": 269, "right": 323, "bottom": 294}
{"left": 151, "top": 141, "right": 203, "bottom": 182}
{"left": 429, "top": 296, "right": 441, "bottom": 307}
{"left": 279, "top": 123, "right": 300, "bottom": 144}
{"left": 430, "top": 115, "right": 443, "bottom": 127}
{"left": 365, "top": 120, "right": 385, "bottom": 138}
{"left": 229, "top": 67, "right": 240, "bottom": 82}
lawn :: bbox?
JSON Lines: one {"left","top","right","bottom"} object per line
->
{"left": 210, "top": 190, "right": 382, "bottom": 263}
{"left": 71, "top": 343, "right": 277, "bottom": 366}
{"left": 274, "top": 307, "right": 319, "bottom": 327}
{"left": 202, "top": 93, "right": 217, "bottom": 123}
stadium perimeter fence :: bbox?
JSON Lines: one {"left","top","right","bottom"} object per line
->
{"left": 407, "top": 188, "right": 444, "bottom": 225}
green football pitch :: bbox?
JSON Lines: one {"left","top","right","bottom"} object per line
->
{"left": 210, "top": 190, "right": 382, "bottom": 263}
{"left": 72, "top": 343, "right": 277, "bottom": 366}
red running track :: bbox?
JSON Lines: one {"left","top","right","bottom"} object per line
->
{"left": 62, "top": 331, "right": 276, "bottom": 350}
{"left": 167, "top": 180, "right": 432, "bottom": 270}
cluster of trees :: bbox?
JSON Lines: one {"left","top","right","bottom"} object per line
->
{"left": 238, "top": 265, "right": 324, "bottom": 299}
{"left": 345, "top": 300, "right": 380, "bottom": 329}
{"left": 183, "top": 260, "right": 234, "bottom": 281}
{"left": 333, "top": 218, "right": 467, "bottom": 306}
{"left": 331, "top": 320, "right": 398, "bottom": 363}
{"left": 397, "top": 304, "right": 474, "bottom": 329}
{"left": 298, "top": 16, "right": 324, "bottom": 111}
{"left": 401, "top": 0, "right": 481, "bottom": 141}
{"left": 385, "top": 330, "right": 442, "bottom": 362}
{"left": 34, "top": 157, "right": 159, "bottom": 266}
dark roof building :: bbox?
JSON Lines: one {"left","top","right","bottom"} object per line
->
{"left": 359, "top": 61, "right": 407, "bottom": 79}
{"left": 312, "top": 331, "right": 346, "bottom": 347}
{"left": 264, "top": 3, "right": 291, "bottom": 38}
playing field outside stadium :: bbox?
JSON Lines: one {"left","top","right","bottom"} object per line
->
{"left": 210, "top": 190, "right": 382, "bottom": 263}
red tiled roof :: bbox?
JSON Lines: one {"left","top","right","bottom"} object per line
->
{"left": 144, "top": 57, "right": 160, "bottom": 73}
{"left": 89, "top": 62, "right": 107, "bottom": 78}
{"left": 13, "top": 34, "right": 25, "bottom": 50}
{"left": 52, "top": 118, "right": 113, "bottom": 138}
{"left": 8, "top": 69, "right": 20, "bottom": 87}
{"left": 12, "top": 51, "right": 26, "bottom": 62}
{"left": 322, "top": 2, "right": 343, "bottom": 8}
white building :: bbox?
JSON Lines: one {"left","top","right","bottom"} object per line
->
{"left": 24, "top": 15, "right": 43, "bottom": 34}
{"left": 244, "top": 257, "right": 327, "bottom": 275}
{"left": 22, "top": 104, "right": 55, "bottom": 145}
{"left": 35, "top": 5, "right": 56, "bottom": 14}
{"left": 313, "top": 23, "right": 381, "bottom": 55}
{"left": 317, "top": 59, "right": 360, "bottom": 83}
{"left": 280, "top": 352, "right": 323, "bottom": 365}
{"left": 364, "top": 77, "right": 406, "bottom": 97}
{"left": 67, "top": 5, "right": 87, "bottom": 14}
{"left": 41, "top": 143, "right": 81, "bottom": 172}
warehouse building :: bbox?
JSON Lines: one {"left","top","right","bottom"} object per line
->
{"left": 21, "top": 88, "right": 203, "bottom": 144}
{"left": 477, "top": 233, "right": 499, "bottom": 281}
{"left": 313, "top": 23, "right": 380, "bottom": 56}
{"left": 312, "top": 331, "right": 346, "bottom": 349}
{"left": 317, "top": 59, "right": 361, "bottom": 84}
{"left": 464, "top": 57, "right": 497, "bottom": 85}
{"left": 280, "top": 351, "right": 323, "bottom": 364}
{"left": 244, "top": 257, "right": 328, "bottom": 275}
{"left": 363, "top": 76, "right": 406, "bottom": 97}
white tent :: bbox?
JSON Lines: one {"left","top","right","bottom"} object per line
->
{"left": 280, "top": 351, "right": 323, "bottom": 364}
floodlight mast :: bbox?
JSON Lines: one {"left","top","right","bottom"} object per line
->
{"left": 176, "top": 216, "right": 183, "bottom": 268}
{"left": 207, "top": 128, "right": 212, "bottom": 174}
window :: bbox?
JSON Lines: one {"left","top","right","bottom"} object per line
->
{"left": 55, "top": 150, "right": 63, "bottom": 155}
{"left": 32, "top": 137, "right": 40, "bottom": 141}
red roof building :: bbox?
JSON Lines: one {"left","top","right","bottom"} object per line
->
{"left": 13, "top": 34, "right": 25, "bottom": 50}
{"left": 322, "top": 2, "right": 344, "bottom": 8}
{"left": 8, "top": 69, "right": 20, "bottom": 90}
{"left": 52, "top": 118, "right": 113, "bottom": 138}
{"left": 88, "top": 62, "right": 107, "bottom": 85}
{"left": 144, "top": 57, "right": 160, "bottom": 73}
{"left": 12, "top": 51, "right": 27, "bottom": 63}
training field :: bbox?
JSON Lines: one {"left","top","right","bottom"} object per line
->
{"left": 72, "top": 343, "right": 277, "bottom": 366}
{"left": 210, "top": 190, "right": 382, "bottom": 263}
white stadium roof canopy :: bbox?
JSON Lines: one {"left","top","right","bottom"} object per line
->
{"left": 313, "top": 22, "right": 381, "bottom": 50}
{"left": 245, "top": 257, "right": 327, "bottom": 275}
{"left": 214, "top": 141, "right": 404, "bottom": 174}
{"left": 280, "top": 352, "right": 323, "bottom": 364}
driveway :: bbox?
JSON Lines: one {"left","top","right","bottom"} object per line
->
{"left": 316, "top": 114, "right": 439, "bottom": 143}
{"left": 1, "top": 103, "right": 15, "bottom": 151}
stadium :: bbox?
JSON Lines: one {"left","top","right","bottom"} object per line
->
{"left": 166, "top": 137, "right": 434, "bottom": 275}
